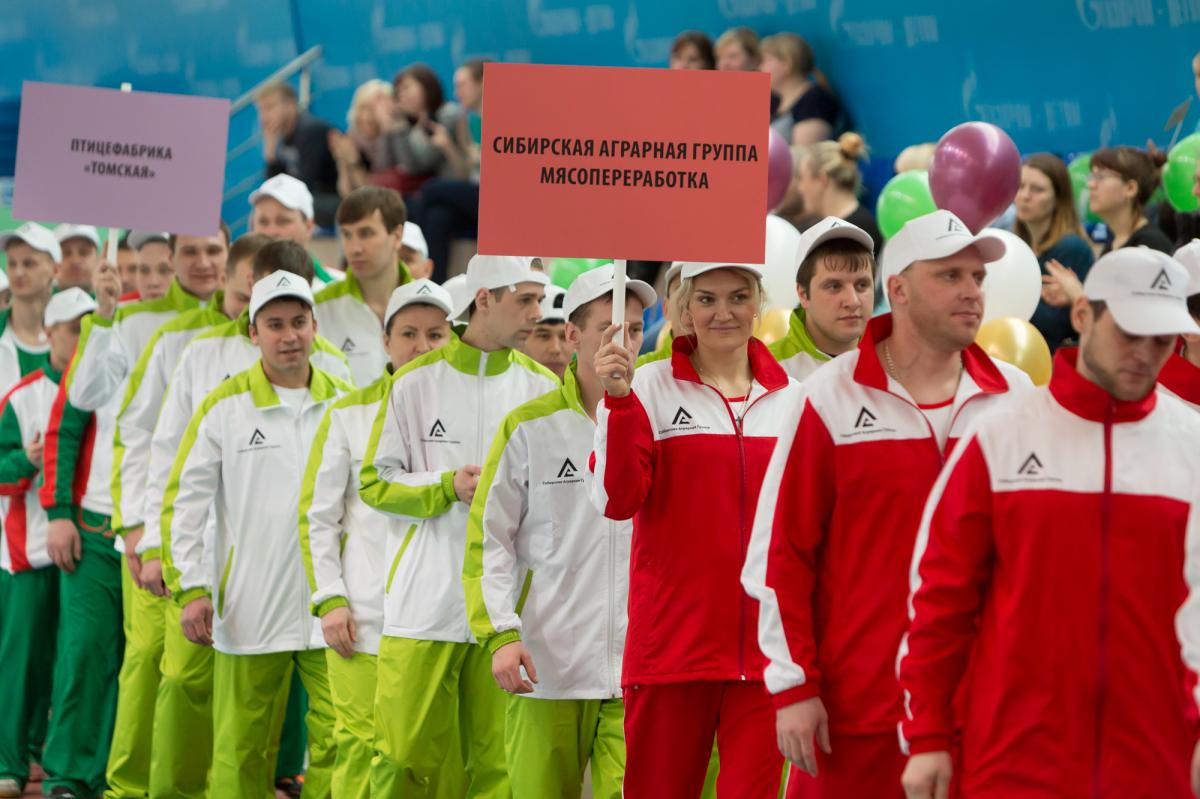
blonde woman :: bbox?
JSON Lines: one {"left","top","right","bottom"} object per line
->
{"left": 795, "top": 133, "right": 882, "bottom": 256}
{"left": 329, "top": 79, "right": 391, "bottom": 197}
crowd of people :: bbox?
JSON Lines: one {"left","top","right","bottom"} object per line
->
{"left": 2, "top": 25, "right": 1200, "bottom": 799}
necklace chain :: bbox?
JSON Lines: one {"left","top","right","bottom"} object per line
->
{"left": 883, "top": 340, "right": 897, "bottom": 379}
{"left": 694, "top": 361, "right": 752, "bottom": 420}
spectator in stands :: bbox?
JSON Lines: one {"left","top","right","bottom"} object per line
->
{"left": 1014, "top": 153, "right": 1095, "bottom": 351}
{"left": 773, "top": 145, "right": 819, "bottom": 233}
{"left": 329, "top": 79, "right": 392, "bottom": 198}
{"left": 257, "top": 82, "right": 340, "bottom": 228}
{"left": 1088, "top": 146, "right": 1173, "bottom": 254}
{"left": 411, "top": 59, "right": 487, "bottom": 280}
{"left": 894, "top": 143, "right": 936, "bottom": 173}
{"left": 762, "top": 33, "right": 841, "bottom": 146}
{"left": 372, "top": 64, "right": 465, "bottom": 199}
{"left": 795, "top": 133, "right": 882, "bottom": 257}
{"left": 669, "top": 31, "right": 715, "bottom": 70}
{"left": 715, "top": 27, "right": 760, "bottom": 71}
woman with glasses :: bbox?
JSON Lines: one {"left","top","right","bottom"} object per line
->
{"left": 1087, "top": 146, "right": 1173, "bottom": 255}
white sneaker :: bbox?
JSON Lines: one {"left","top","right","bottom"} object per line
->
{"left": 0, "top": 777, "right": 21, "bottom": 798}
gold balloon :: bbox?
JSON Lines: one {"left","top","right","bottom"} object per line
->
{"left": 656, "top": 322, "right": 672, "bottom": 351}
{"left": 754, "top": 308, "right": 792, "bottom": 345}
{"left": 975, "top": 317, "right": 1052, "bottom": 386}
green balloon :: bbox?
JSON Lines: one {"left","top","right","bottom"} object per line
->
{"left": 549, "top": 258, "right": 610, "bottom": 289}
{"left": 1066, "top": 153, "right": 1101, "bottom": 225}
{"left": 876, "top": 170, "right": 936, "bottom": 239}
{"left": 1164, "top": 133, "right": 1200, "bottom": 213}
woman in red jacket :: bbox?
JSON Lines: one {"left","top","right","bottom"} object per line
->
{"left": 589, "top": 261, "right": 799, "bottom": 798}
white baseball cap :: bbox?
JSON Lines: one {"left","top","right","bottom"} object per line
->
{"left": 880, "top": 209, "right": 1006, "bottom": 286}
{"left": 248, "top": 270, "right": 315, "bottom": 322}
{"left": 1171, "top": 239, "right": 1200, "bottom": 296}
{"left": 678, "top": 261, "right": 765, "bottom": 281}
{"left": 384, "top": 279, "right": 454, "bottom": 329}
{"left": 1083, "top": 247, "right": 1200, "bottom": 336}
{"left": 0, "top": 223, "right": 62, "bottom": 263}
{"left": 53, "top": 224, "right": 101, "bottom": 249}
{"left": 441, "top": 274, "right": 471, "bottom": 323}
{"left": 401, "top": 222, "right": 429, "bottom": 259}
{"left": 538, "top": 285, "right": 567, "bottom": 323}
{"left": 44, "top": 287, "right": 97, "bottom": 327}
{"left": 562, "top": 263, "right": 658, "bottom": 321}
{"left": 793, "top": 216, "right": 875, "bottom": 277}
{"left": 465, "top": 255, "right": 549, "bottom": 298}
{"left": 0, "top": 269, "right": 8, "bottom": 293}
{"left": 664, "top": 261, "right": 685, "bottom": 290}
{"left": 127, "top": 231, "right": 170, "bottom": 251}
{"left": 249, "top": 174, "right": 314, "bottom": 220}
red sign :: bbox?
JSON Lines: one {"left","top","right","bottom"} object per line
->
{"left": 478, "top": 63, "right": 770, "bottom": 263}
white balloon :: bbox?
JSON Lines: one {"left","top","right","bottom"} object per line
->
{"left": 981, "top": 228, "right": 1042, "bottom": 323}
{"left": 763, "top": 214, "right": 803, "bottom": 311}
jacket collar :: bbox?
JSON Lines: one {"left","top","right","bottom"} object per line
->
{"left": 339, "top": 260, "right": 414, "bottom": 302}
{"left": 784, "top": 307, "right": 831, "bottom": 363}
{"left": 247, "top": 359, "right": 339, "bottom": 408}
{"left": 670, "top": 334, "right": 789, "bottom": 391}
{"left": 1049, "top": 348, "right": 1156, "bottom": 423}
{"left": 443, "top": 334, "right": 514, "bottom": 377}
{"left": 165, "top": 278, "right": 205, "bottom": 310}
{"left": 1159, "top": 352, "right": 1200, "bottom": 405}
{"left": 853, "top": 314, "right": 1010, "bottom": 395}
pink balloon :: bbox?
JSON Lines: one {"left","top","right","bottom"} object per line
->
{"left": 928, "top": 122, "right": 1020, "bottom": 234}
{"left": 767, "top": 129, "right": 793, "bottom": 210}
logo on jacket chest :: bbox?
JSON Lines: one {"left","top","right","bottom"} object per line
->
{"left": 657, "top": 405, "right": 712, "bottom": 435}
{"left": 838, "top": 405, "right": 897, "bottom": 439}
{"left": 997, "top": 450, "right": 1062, "bottom": 486}
{"left": 238, "top": 427, "right": 280, "bottom": 454}
{"left": 541, "top": 457, "right": 584, "bottom": 487}
{"left": 421, "top": 418, "right": 462, "bottom": 444}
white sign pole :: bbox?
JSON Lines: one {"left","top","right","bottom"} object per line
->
{"left": 609, "top": 258, "right": 628, "bottom": 378}
{"left": 104, "top": 82, "right": 134, "bottom": 263}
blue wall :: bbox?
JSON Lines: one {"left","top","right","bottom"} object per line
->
{"left": 1, "top": 1, "right": 1197, "bottom": 227}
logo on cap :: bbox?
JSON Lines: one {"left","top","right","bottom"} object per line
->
{"left": 1017, "top": 452, "right": 1043, "bottom": 476}
{"left": 275, "top": 274, "right": 292, "bottom": 287}
{"left": 1150, "top": 268, "right": 1173, "bottom": 291}
{"left": 416, "top": 284, "right": 433, "bottom": 295}
{"left": 429, "top": 419, "right": 446, "bottom": 438}
{"left": 557, "top": 458, "right": 578, "bottom": 479}
{"left": 672, "top": 407, "right": 693, "bottom": 426}
{"left": 947, "top": 218, "right": 966, "bottom": 234}
{"left": 854, "top": 407, "right": 877, "bottom": 429}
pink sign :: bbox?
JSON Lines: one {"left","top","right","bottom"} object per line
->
{"left": 13, "top": 81, "right": 231, "bottom": 236}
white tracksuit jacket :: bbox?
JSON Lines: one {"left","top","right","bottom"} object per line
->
{"left": 137, "top": 314, "right": 351, "bottom": 561}
{"left": 313, "top": 263, "right": 411, "bottom": 387}
{"left": 298, "top": 374, "right": 395, "bottom": 655}
{"left": 463, "top": 365, "right": 629, "bottom": 699}
{"left": 358, "top": 335, "right": 558, "bottom": 643}
{"left": 162, "top": 361, "right": 354, "bottom": 655}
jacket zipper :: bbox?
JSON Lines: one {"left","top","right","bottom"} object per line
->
{"left": 1093, "top": 403, "right": 1114, "bottom": 798}
{"left": 476, "top": 353, "right": 487, "bottom": 461}
{"left": 704, "top": 383, "right": 779, "bottom": 680}
{"left": 295, "top": 403, "right": 310, "bottom": 644}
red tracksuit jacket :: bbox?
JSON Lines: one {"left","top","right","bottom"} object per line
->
{"left": 1159, "top": 350, "right": 1200, "bottom": 410}
{"left": 899, "top": 349, "right": 1200, "bottom": 797}
{"left": 589, "top": 335, "right": 799, "bottom": 686}
{"left": 740, "top": 314, "right": 1030, "bottom": 732}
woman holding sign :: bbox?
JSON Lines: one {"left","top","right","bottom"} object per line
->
{"left": 589, "top": 261, "right": 797, "bottom": 797}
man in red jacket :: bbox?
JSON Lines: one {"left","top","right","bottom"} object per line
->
{"left": 741, "top": 209, "right": 1032, "bottom": 798}
{"left": 900, "top": 246, "right": 1200, "bottom": 798}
